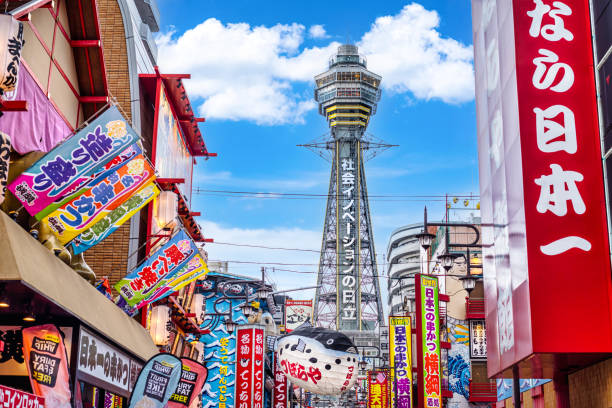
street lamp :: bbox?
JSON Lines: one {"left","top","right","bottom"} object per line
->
{"left": 459, "top": 248, "right": 478, "bottom": 293}
{"left": 224, "top": 317, "right": 237, "bottom": 333}
{"left": 438, "top": 251, "right": 458, "bottom": 272}
{"left": 240, "top": 302, "right": 254, "bottom": 316}
{"left": 416, "top": 206, "right": 436, "bottom": 250}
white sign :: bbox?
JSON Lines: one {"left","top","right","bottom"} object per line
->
{"left": 470, "top": 320, "right": 487, "bottom": 359}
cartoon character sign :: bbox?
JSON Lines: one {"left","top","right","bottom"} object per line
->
{"left": 276, "top": 323, "right": 358, "bottom": 395}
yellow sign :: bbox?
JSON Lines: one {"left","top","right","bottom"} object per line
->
{"left": 389, "top": 316, "right": 412, "bottom": 407}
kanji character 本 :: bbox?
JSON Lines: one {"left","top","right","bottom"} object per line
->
{"left": 41, "top": 156, "right": 77, "bottom": 187}
{"left": 534, "top": 105, "right": 576, "bottom": 154}
{"left": 92, "top": 182, "right": 115, "bottom": 205}
{"left": 527, "top": 0, "right": 573, "bottom": 42}
{"left": 80, "top": 126, "right": 113, "bottom": 162}
{"left": 532, "top": 49, "right": 574, "bottom": 92}
{"left": 535, "top": 163, "right": 585, "bottom": 216}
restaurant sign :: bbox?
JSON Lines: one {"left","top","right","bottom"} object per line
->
{"left": 416, "top": 274, "right": 441, "bottom": 408}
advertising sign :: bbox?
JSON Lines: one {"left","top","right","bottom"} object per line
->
{"left": 253, "top": 326, "right": 265, "bottom": 408}
{"left": 71, "top": 182, "right": 159, "bottom": 254}
{"left": 389, "top": 316, "right": 412, "bottom": 408}
{"left": 367, "top": 370, "right": 389, "bottom": 408}
{"left": 415, "top": 274, "right": 441, "bottom": 408}
{"left": 22, "top": 324, "right": 71, "bottom": 408}
{"left": 167, "top": 358, "right": 208, "bottom": 407}
{"left": 235, "top": 325, "right": 265, "bottom": 408}
{"left": 472, "top": 0, "right": 612, "bottom": 376}
{"left": 273, "top": 353, "right": 288, "bottom": 408}
{"left": 8, "top": 105, "right": 139, "bottom": 217}
{"left": 284, "top": 300, "right": 313, "bottom": 332}
{"left": 128, "top": 353, "right": 182, "bottom": 408}
{"left": 469, "top": 320, "right": 487, "bottom": 359}
{"left": 115, "top": 229, "right": 198, "bottom": 306}
{"left": 0, "top": 15, "right": 23, "bottom": 95}
{"left": 43, "top": 154, "right": 154, "bottom": 244}
{"left": 0, "top": 384, "right": 44, "bottom": 408}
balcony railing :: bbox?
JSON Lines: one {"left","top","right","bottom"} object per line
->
{"left": 469, "top": 380, "right": 497, "bottom": 402}
{"left": 466, "top": 297, "right": 485, "bottom": 319}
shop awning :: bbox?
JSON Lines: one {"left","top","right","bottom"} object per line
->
{"left": 0, "top": 211, "right": 158, "bottom": 361}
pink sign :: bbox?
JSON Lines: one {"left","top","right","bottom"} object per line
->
{"left": 235, "top": 326, "right": 265, "bottom": 408}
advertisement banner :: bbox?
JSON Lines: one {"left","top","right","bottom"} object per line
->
{"left": 22, "top": 324, "right": 71, "bottom": 408}
{"left": 284, "top": 300, "right": 313, "bottom": 333}
{"left": 389, "top": 316, "right": 412, "bottom": 408}
{"left": 0, "top": 384, "right": 45, "bottom": 408}
{"left": 136, "top": 254, "right": 209, "bottom": 308}
{"left": 235, "top": 326, "right": 255, "bottom": 408}
{"left": 253, "top": 326, "right": 265, "bottom": 408}
{"left": 416, "top": 274, "right": 441, "bottom": 408}
{"left": 272, "top": 353, "right": 288, "bottom": 408}
{"left": 8, "top": 105, "right": 139, "bottom": 217}
{"left": 115, "top": 230, "right": 198, "bottom": 306}
{"left": 167, "top": 358, "right": 208, "bottom": 407}
{"left": 43, "top": 154, "right": 154, "bottom": 245}
{"left": 128, "top": 353, "right": 182, "bottom": 408}
{"left": 71, "top": 182, "right": 159, "bottom": 255}
{"left": 367, "top": 370, "right": 389, "bottom": 408}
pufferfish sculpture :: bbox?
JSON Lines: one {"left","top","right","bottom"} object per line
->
{"left": 276, "top": 323, "right": 359, "bottom": 395}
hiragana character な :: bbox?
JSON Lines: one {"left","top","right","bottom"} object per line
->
{"left": 41, "top": 156, "right": 77, "bottom": 188}
{"left": 527, "top": 0, "right": 573, "bottom": 42}
{"left": 80, "top": 126, "right": 113, "bottom": 162}
{"left": 92, "top": 182, "right": 115, "bottom": 206}
{"left": 74, "top": 195, "right": 96, "bottom": 216}
{"left": 164, "top": 245, "right": 185, "bottom": 266}
{"left": 535, "top": 163, "right": 585, "bottom": 216}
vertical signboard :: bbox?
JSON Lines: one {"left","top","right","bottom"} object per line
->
{"left": 415, "top": 274, "right": 441, "bottom": 408}
{"left": 235, "top": 325, "right": 265, "bottom": 408}
{"left": 336, "top": 140, "right": 360, "bottom": 330}
{"left": 273, "top": 353, "right": 288, "bottom": 408}
{"left": 472, "top": 0, "right": 612, "bottom": 376}
{"left": 284, "top": 300, "right": 313, "bottom": 333}
{"left": 253, "top": 327, "right": 265, "bottom": 408}
{"left": 367, "top": 370, "right": 389, "bottom": 408}
{"left": 389, "top": 316, "right": 412, "bottom": 408}
{"left": 469, "top": 320, "right": 487, "bottom": 359}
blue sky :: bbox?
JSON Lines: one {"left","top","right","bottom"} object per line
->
{"left": 155, "top": 1, "right": 479, "bottom": 308}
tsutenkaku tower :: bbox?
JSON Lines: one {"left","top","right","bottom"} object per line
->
{"left": 311, "top": 44, "right": 384, "bottom": 331}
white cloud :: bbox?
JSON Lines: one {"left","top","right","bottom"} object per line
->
{"left": 156, "top": 3, "right": 474, "bottom": 125}
{"left": 308, "top": 24, "right": 329, "bottom": 39}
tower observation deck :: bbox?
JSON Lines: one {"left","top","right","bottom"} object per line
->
{"left": 311, "top": 44, "right": 384, "bottom": 331}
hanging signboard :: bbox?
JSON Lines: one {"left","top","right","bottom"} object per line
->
{"left": 273, "top": 353, "right": 288, "bottom": 408}
{"left": 284, "top": 300, "right": 313, "bottom": 333}
{"left": 22, "top": 324, "right": 71, "bottom": 408}
{"left": 472, "top": 0, "right": 612, "bottom": 377}
{"left": 367, "top": 370, "right": 389, "bottom": 408}
{"left": 115, "top": 229, "right": 198, "bottom": 307}
{"left": 8, "top": 105, "right": 139, "bottom": 217}
{"left": 167, "top": 358, "right": 208, "bottom": 407}
{"left": 0, "top": 14, "right": 23, "bottom": 95}
{"left": 0, "top": 384, "right": 44, "bottom": 408}
{"left": 128, "top": 353, "right": 182, "bottom": 408}
{"left": 71, "top": 182, "right": 159, "bottom": 254}
{"left": 415, "top": 274, "right": 441, "bottom": 408}
{"left": 235, "top": 325, "right": 265, "bottom": 408}
{"left": 389, "top": 316, "right": 412, "bottom": 408}
{"left": 469, "top": 320, "right": 487, "bottom": 360}
{"left": 43, "top": 154, "right": 154, "bottom": 244}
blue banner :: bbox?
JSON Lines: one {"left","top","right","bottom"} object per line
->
{"left": 128, "top": 353, "right": 182, "bottom": 408}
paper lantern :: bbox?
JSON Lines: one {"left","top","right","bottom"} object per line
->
{"left": 277, "top": 325, "right": 358, "bottom": 395}
{"left": 154, "top": 191, "right": 178, "bottom": 230}
{"left": 0, "top": 15, "right": 23, "bottom": 95}
{"left": 150, "top": 305, "right": 172, "bottom": 346}
{"left": 191, "top": 293, "right": 206, "bottom": 325}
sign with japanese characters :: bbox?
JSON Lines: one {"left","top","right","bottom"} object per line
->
{"left": 472, "top": 0, "right": 612, "bottom": 376}
{"left": 273, "top": 353, "right": 288, "bottom": 408}
{"left": 22, "top": 324, "right": 71, "bottom": 408}
{"left": 469, "top": 320, "right": 487, "bottom": 359}
{"left": 8, "top": 105, "right": 139, "bottom": 217}
{"left": 389, "top": 316, "right": 412, "bottom": 408}
{"left": 284, "top": 300, "right": 313, "bottom": 332}
{"left": 77, "top": 327, "right": 140, "bottom": 394}
{"left": 115, "top": 229, "right": 198, "bottom": 307}
{"left": 336, "top": 141, "right": 360, "bottom": 330}
{"left": 167, "top": 358, "right": 208, "bottom": 407}
{"left": 70, "top": 182, "right": 159, "bottom": 255}
{"left": 0, "top": 384, "right": 44, "bottom": 408}
{"left": 235, "top": 325, "right": 265, "bottom": 408}
{"left": 128, "top": 353, "right": 182, "bottom": 408}
{"left": 367, "top": 370, "right": 389, "bottom": 408}
{"left": 43, "top": 154, "right": 154, "bottom": 245}
{"left": 0, "top": 15, "right": 23, "bottom": 95}
{"left": 415, "top": 275, "right": 441, "bottom": 408}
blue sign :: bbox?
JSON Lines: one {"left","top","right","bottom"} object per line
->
{"left": 496, "top": 379, "right": 551, "bottom": 401}
{"left": 128, "top": 353, "right": 182, "bottom": 408}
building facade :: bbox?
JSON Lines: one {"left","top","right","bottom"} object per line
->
{"left": 386, "top": 223, "right": 423, "bottom": 316}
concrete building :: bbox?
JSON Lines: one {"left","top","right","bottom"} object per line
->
{"left": 386, "top": 223, "right": 423, "bottom": 316}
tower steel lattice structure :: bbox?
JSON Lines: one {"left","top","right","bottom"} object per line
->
{"left": 309, "top": 44, "right": 385, "bottom": 331}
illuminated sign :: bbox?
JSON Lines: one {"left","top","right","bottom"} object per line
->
{"left": 416, "top": 274, "right": 441, "bottom": 408}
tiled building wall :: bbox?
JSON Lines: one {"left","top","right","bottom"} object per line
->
{"left": 568, "top": 358, "right": 612, "bottom": 408}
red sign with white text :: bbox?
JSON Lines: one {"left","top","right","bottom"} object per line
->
{"left": 253, "top": 327, "right": 265, "bottom": 408}
{"left": 273, "top": 353, "right": 288, "bottom": 408}
{"left": 473, "top": 0, "right": 612, "bottom": 376}
{"left": 0, "top": 384, "right": 45, "bottom": 408}
{"left": 235, "top": 326, "right": 265, "bottom": 408}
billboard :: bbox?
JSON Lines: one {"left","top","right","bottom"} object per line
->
{"left": 235, "top": 325, "right": 265, "bottom": 408}
{"left": 284, "top": 300, "right": 313, "bottom": 332}
{"left": 389, "top": 316, "right": 412, "bottom": 408}
{"left": 415, "top": 274, "right": 441, "bottom": 408}
{"left": 472, "top": 0, "right": 612, "bottom": 376}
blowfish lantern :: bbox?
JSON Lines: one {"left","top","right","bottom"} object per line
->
{"left": 276, "top": 325, "right": 358, "bottom": 395}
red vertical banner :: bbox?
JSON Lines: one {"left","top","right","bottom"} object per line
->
{"left": 367, "top": 370, "right": 389, "bottom": 408}
{"left": 235, "top": 325, "right": 265, "bottom": 408}
{"left": 252, "top": 327, "right": 265, "bottom": 408}
{"left": 22, "top": 324, "right": 71, "bottom": 408}
{"left": 273, "top": 353, "right": 288, "bottom": 408}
